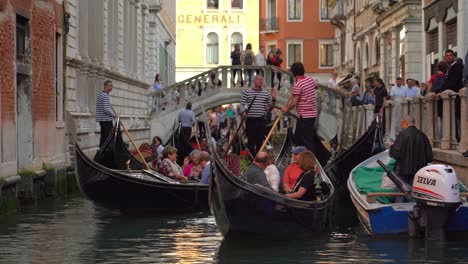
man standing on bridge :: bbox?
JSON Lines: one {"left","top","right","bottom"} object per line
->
{"left": 241, "top": 75, "right": 272, "bottom": 155}
{"left": 390, "top": 115, "right": 433, "bottom": 185}
{"left": 178, "top": 102, "right": 196, "bottom": 162}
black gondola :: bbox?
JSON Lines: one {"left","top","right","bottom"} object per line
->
{"left": 323, "top": 119, "right": 384, "bottom": 195}
{"left": 209, "top": 128, "right": 335, "bottom": 238}
{"left": 75, "top": 120, "right": 209, "bottom": 212}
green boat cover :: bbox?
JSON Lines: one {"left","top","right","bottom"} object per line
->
{"left": 353, "top": 159, "right": 467, "bottom": 204}
{"left": 352, "top": 159, "right": 397, "bottom": 204}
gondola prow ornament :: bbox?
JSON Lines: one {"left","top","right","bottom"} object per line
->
{"left": 409, "top": 164, "right": 462, "bottom": 240}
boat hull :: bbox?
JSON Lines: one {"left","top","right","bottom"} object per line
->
{"left": 76, "top": 144, "right": 209, "bottom": 212}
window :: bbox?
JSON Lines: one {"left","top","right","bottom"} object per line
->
{"left": 320, "top": 0, "right": 330, "bottom": 20}
{"left": 288, "top": 0, "right": 302, "bottom": 21}
{"left": 320, "top": 43, "right": 333, "bottom": 67}
{"left": 287, "top": 43, "right": 302, "bottom": 68}
{"left": 207, "top": 0, "right": 219, "bottom": 9}
{"left": 16, "top": 15, "right": 28, "bottom": 61}
{"left": 428, "top": 29, "right": 438, "bottom": 54}
{"left": 231, "top": 32, "right": 243, "bottom": 51}
{"left": 267, "top": 44, "right": 277, "bottom": 54}
{"left": 364, "top": 43, "right": 369, "bottom": 69}
{"left": 231, "top": 0, "right": 243, "bottom": 9}
{"left": 374, "top": 37, "right": 380, "bottom": 65}
{"left": 206, "top": 33, "right": 219, "bottom": 64}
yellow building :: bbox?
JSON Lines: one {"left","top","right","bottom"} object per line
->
{"left": 176, "top": 0, "right": 259, "bottom": 81}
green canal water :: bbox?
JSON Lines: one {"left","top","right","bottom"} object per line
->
{"left": 0, "top": 195, "right": 467, "bottom": 263}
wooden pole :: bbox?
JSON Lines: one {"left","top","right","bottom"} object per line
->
{"left": 119, "top": 121, "right": 151, "bottom": 171}
{"left": 258, "top": 95, "right": 293, "bottom": 154}
{"left": 224, "top": 96, "right": 257, "bottom": 158}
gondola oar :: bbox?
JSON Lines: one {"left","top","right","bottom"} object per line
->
{"left": 112, "top": 107, "right": 151, "bottom": 171}
{"left": 258, "top": 95, "right": 293, "bottom": 154}
{"left": 223, "top": 95, "right": 257, "bottom": 158}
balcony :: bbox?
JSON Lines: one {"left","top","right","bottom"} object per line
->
{"left": 330, "top": 0, "right": 346, "bottom": 22}
{"left": 260, "top": 17, "right": 279, "bottom": 33}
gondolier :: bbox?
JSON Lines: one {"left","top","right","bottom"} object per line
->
{"left": 96, "top": 80, "right": 117, "bottom": 148}
{"left": 241, "top": 75, "right": 272, "bottom": 155}
{"left": 281, "top": 62, "right": 329, "bottom": 165}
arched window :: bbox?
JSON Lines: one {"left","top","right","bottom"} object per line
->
{"left": 231, "top": 32, "right": 243, "bottom": 51}
{"left": 364, "top": 43, "right": 369, "bottom": 69}
{"left": 206, "top": 32, "right": 219, "bottom": 64}
{"left": 374, "top": 37, "right": 380, "bottom": 65}
{"left": 356, "top": 48, "right": 361, "bottom": 73}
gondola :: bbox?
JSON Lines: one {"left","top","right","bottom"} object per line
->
{"left": 209, "top": 127, "right": 335, "bottom": 238}
{"left": 323, "top": 119, "right": 385, "bottom": 196}
{"left": 75, "top": 120, "right": 209, "bottom": 212}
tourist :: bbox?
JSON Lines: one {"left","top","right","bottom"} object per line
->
{"left": 240, "top": 75, "right": 272, "bottom": 155}
{"left": 231, "top": 43, "right": 243, "bottom": 87}
{"left": 283, "top": 146, "right": 306, "bottom": 193}
{"left": 217, "top": 107, "right": 226, "bottom": 130}
{"left": 444, "top": 49, "right": 464, "bottom": 142}
{"left": 255, "top": 45, "right": 266, "bottom": 76}
{"left": 151, "top": 136, "right": 164, "bottom": 159}
{"left": 244, "top": 151, "right": 271, "bottom": 189}
{"left": 270, "top": 49, "right": 283, "bottom": 90}
{"left": 286, "top": 150, "right": 322, "bottom": 201}
{"left": 373, "top": 78, "right": 388, "bottom": 117}
{"left": 404, "top": 79, "right": 420, "bottom": 99}
{"left": 200, "top": 152, "right": 212, "bottom": 184}
{"left": 96, "top": 80, "right": 117, "bottom": 148}
{"left": 241, "top": 43, "right": 255, "bottom": 87}
{"left": 153, "top": 73, "right": 162, "bottom": 91}
{"left": 350, "top": 78, "right": 363, "bottom": 106}
{"left": 389, "top": 115, "right": 433, "bottom": 185}
{"left": 390, "top": 77, "right": 407, "bottom": 101}
{"left": 226, "top": 104, "right": 236, "bottom": 129}
{"left": 420, "top": 83, "right": 428, "bottom": 96}
{"left": 327, "top": 73, "right": 338, "bottom": 111}
{"left": 264, "top": 151, "right": 280, "bottom": 192}
{"left": 281, "top": 62, "right": 320, "bottom": 152}
{"left": 158, "top": 146, "right": 188, "bottom": 182}
{"left": 183, "top": 150, "right": 204, "bottom": 179}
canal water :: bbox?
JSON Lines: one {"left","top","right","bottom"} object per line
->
{"left": 0, "top": 195, "right": 467, "bottom": 263}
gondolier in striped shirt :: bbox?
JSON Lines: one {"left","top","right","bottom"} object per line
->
{"left": 282, "top": 62, "right": 330, "bottom": 165}
{"left": 241, "top": 75, "right": 273, "bottom": 155}
{"left": 96, "top": 80, "right": 117, "bottom": 148}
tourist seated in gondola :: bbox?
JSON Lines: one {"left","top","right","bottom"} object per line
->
{"left": 183, "top": 150, "right": 204, "bottom": 179}
{"left": 150, "top": 136, "right": 164, "bottom": 159}
{"left": 158, "top": 146, "right": 188, "bottom": 182}
{"left": 264, "top": 151, "right": 280, "bottom": 192}
{"left": 200, "top": 151, "right": 211, "bottom": 184}
{"left": 244, "top": 151, "right": 272, "bottom": 190}
{"left": 286, "top": 151, "right": 325, "bottom": 201}
{"left": 283, "top": 146, "right": 307, "bottom": 193}
{"left": 132, "top": 143, "right": 154, "bottom": 164}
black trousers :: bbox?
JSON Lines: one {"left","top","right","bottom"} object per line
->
{"left": 232, "top": 69, "right": 243, "bottom": 87}
{"left": 246, "top": 117, "right": 266, "bottom": 155}
{"left": 294, "top": 117, "right": 316, "bottom": 149}
{"left": 99, "top": 121, "right": 113, "bottom": 148}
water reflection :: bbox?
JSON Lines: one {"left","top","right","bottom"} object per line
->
{"left": 0, "top": 196, "right": 467, "bottom": 263}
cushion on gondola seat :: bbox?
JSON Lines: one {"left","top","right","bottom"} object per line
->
{"left": 224, "top": 154, "right": 242, "bottom": 177}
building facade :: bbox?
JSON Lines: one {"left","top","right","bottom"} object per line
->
{"left": 331, "top": 0, "right": 423, "bottom": 87}
{"left": 422, "top": 0, "right": 468, "bottom": 82}
{"left": 65, "top": 0, "right": 176, "bottom": 153}
{"left": 175, "top": 0, "right": 260, "bottom": 82}
{"left": 0, "top": 0, "right": 66, "bottom": 177}
{"left": 260, "top": 0, "right": 335, "bottom": 83}
{"left": 147, "top": 0, "right": 176, "bottom": 86}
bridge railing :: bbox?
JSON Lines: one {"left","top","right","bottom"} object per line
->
{"left": 148, "top": 65, "right": 350, "bottom": 118}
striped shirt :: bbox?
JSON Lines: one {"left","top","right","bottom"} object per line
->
{"left": 240, "top": 88, "right": 272, "bottom": 118}
{"left": 179, "top": 108, "right": 196, "bottom": 128}
{"left": 96, "top": 91, "right": 115, "bottom": 122}
{"left": 292, "top": 76, "right": 317, "bottom": 118}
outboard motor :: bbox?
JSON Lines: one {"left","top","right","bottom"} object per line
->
{"left": 409, "top": 165, "right": 461, "bottom": 240}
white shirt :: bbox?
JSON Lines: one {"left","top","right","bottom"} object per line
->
{"left": 328, "top": 78, "right": 337, "bottom": 89}
{"left": 156, "top": 145, "right": 164, "bottom": 157}
{"left": 390, "top": 85, "right": 407, "bottom": 101}
{"left": 255, "top": 52, "right": 265, "bottom": 66}
{"left": 264, "top": 164, "right": 280, "bottom": 192}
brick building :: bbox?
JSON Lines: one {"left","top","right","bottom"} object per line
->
{"left": 260, "top": 0, "right": 335, "bottom": 83}
{"left": 0, "top": 0, "right": 66, "bottom": 177}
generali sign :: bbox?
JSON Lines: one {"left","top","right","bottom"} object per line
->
{"left": 177, "top": 14, "right": 241, "bottom": 24}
